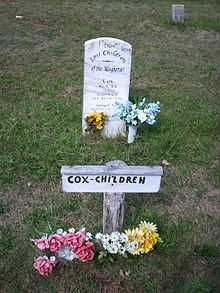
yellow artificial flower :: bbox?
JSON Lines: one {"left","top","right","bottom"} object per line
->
{"left": 139, "top": 221, "right": 158, "bottom": 233}
{"left": 95, "top": 114, "right": 102, "bottom": 122}
{"left": 125, "top": 228, "right": 143, "bottom": 255}
{"left": 85, "top": 112, "right": 106, "bottom": 131}
{"left": 96, "top": 122, "right": 103, "bottom": 130}
{"left": 125, "top": 223, "right": 161, "bottom": 255}
{"left": 125, "top": 228, "right": 142, "bottom": 241}
{"left": 139, "top": 231, "right": 160, "bottom": 254}
{"left": 86, "top": 115, "right": 93, "bottom": 122}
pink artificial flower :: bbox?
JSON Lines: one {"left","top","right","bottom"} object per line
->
{"left": 48, "top": 234, "right": 63, "bottom": 252}
{"left": 33, "top": 238, "right": 49, "bottom": 251}
{"left": 75, "top": 241, "right": 95, "bottom": 261}
{"left": 63, "top": 231, "right": 86, "bottom": 251}
{"left": 33, "top": 256, "right": 56, "bottom": 276}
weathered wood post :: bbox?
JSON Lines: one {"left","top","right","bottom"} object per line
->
{"left": 172, "top": 4, "right": 185, "bottom": 24}
{"left": 103, "top": 160, "right": 127, "bottom": 233}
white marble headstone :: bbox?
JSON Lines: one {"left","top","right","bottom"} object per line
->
{"left": 82, "top": 37, "right": 132, "bottom": 137}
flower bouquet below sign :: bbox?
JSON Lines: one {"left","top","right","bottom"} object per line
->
{"left": 95, "top": 220, "right": 161, "bottom": 257}
{"left": 85, "top": 111, "right": 106, "bottom": 132}
{"left": 31, "top": 221, "right": 161, "bottom": 276}
{"left": 32, "top": 228, "right": 94, "bottom": 276}
{"left": 114, "top": 98, "right": 160, "bottom": 143}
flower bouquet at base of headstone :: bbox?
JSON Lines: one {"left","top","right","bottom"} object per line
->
{"left": 85, "top": 111, "right": 106, "bottom": 132}
{"left": 31, "top": 221, "right": 161, "bottom": 276}
{"left": 114, "top": 97, "right": 160, "bottom": 144}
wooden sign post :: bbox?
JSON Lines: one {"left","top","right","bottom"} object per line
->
{"left": 61, "top": 160, "right": 163, "bottom": 233}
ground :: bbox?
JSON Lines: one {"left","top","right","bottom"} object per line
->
{"left": 0, "top": 0, "right": 220, "bottom": 292}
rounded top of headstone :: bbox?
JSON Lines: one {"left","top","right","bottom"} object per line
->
{"left": 85, "top": 37, "right": 132, "bottom": 49}
{"left": 172, "top": 4, "right": 184, "bottom": 8}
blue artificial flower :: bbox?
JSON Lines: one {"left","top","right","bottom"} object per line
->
{"left": 114, "top": 99, "right": 160, "bottom": 126}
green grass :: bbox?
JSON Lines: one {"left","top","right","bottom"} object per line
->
{"left": 175, "top": 278, "right": 215, "bottom": 293}
{"left": 23, "top": 196, "right": 83, "bottom": 235}
{"left": 0, "top": 225, "right": 17, "bottom": 257}
{"left": 194, "top": 244, "right": 220, "bottom": 258}
{"left": 0, "top": 199, "right": 10, "bottom": 215}
{"left": 0, "top": 0, "right": 220, "bottom": 292}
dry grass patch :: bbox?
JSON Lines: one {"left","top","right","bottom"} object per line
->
{"left": 165, "top": 167, "right": 220, "bottom": 220}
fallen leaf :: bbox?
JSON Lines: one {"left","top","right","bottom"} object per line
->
{"left": 125, "top": 270, "right": 130, "bottom": 277}
{"left": 119, "top": 269, "right": 130, "bottom": 278}
{"left": 160, "top": 159, "right": 170, "bottom": 166}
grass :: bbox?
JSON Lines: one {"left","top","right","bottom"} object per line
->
{"left": 0, "top": 0, "right": 220, "bottom": 292}
{"left": 194, "top": 244, "right": 220, "bottom": 258}
{"left": 0, "top": 225, "right": 17, "bottom": 257}
{"left": 0, "top": 199, "right": 10, "bottom": 215}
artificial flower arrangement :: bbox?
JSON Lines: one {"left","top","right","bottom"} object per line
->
{"left": 114, "top": 97, "right": 160, "bottom": 143}
{"left": 31, "top": 221, "right": 161, "bottom": 276}
{"left": 85, "top": 111, "right": 106, "bottom": 131}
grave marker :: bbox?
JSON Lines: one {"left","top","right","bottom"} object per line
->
{"left": 172, "top": 4, "right": 185, "bottom": 23}
{"left": 82, "top": 37, "right": 132, "bottom": 137}
{"left": 61, "top": 161, "right": 163, "bottom": 233}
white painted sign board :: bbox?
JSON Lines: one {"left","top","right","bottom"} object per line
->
{"left": 61, "top": 165, "right": 163, "bottom": 193}
{"left": 82, "top": 37, "right": 132, "bottom": 137}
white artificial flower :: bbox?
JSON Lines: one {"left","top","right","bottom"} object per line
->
{"left": 49, "top": 256, "right": 56, "bottom": 262}
{"left": 120, "top": 233, "right": 128, "bottom": 243}
{"left": 118, "top": 246, "right": 126, "bottom": 255}
{"left": 68, "top": 228, "right": 75, "bottom": 233}
{"left": 95, "top": 233, "right": 103, "bottom": 240}
{"left": 102, "top": 235, "right": 110, "bottom": 243}
{"left": 137, "top": 110, "right": 147, "bottom": 123}
{"left": 107, "top": 245, "right": 118, "bottom": 254}
{"left": 97, "top": 231, "right": 130, "bottom": 255}
{"left": 110, "top": 232, "right": 120, "bottom": 242}
{"left": 102, "top": 242, "right": 109, "bottom": 250}
{"left": 126, "top": 241, "right": 139, "bottom": 253}
{"left": 56, "top": 229, "right": 64, "bottom": 235}
{"left": 57, "top": 246, "right": 76, "bottom": 261}
{"left": 86, "top": 232, "right": 92, "bottom": 240}
{"left": 131, "top": 104, "right": 137, "bottom": 110}
{"left": 132, "top": 120, "right": 138, "bottom": 126}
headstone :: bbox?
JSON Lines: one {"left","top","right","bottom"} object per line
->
{"left": 172, "top": 4, "right": 184, "bottom": 23}
{"left": 61, "top": 161, "right": 163, "bottom": 233}
{"left": 82, "top": 37, "right": 132, "bottom": 137}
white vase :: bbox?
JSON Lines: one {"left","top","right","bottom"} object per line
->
{"left": 127, "top": 125, "right": 138, "bottom": 144}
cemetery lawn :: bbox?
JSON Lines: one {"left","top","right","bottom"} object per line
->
{"left": 1, "top": 0, "right": 220, "bottom": 292}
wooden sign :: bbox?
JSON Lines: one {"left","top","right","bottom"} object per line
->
{"left": 61, "top": 161, "right": 163, "bottom": 233}
{"left": 61, "top": 165, "right": 163, "bottom": 193}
